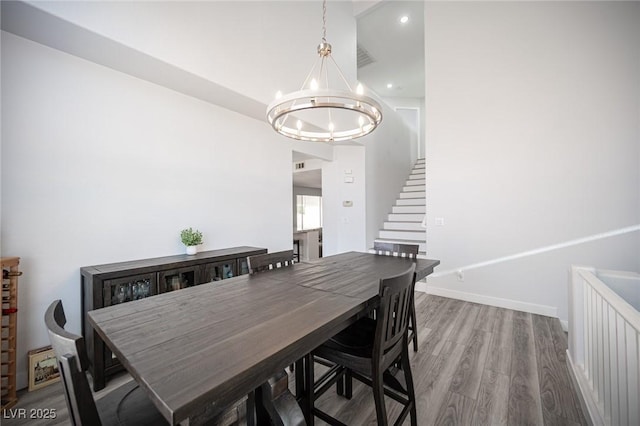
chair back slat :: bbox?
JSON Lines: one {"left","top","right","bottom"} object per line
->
{"left": 45, "top": 300, "right": 102, "bottom": 426}
{"left": 373, "top": 264, "right": 416, "bottom": 369}
{"left": 373, "top": 242, "right": 419, "bottom": 259}
{"left": 247, "top": 250, "right": 295, "bottom": 274}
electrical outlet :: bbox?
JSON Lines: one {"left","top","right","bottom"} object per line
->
{"left": 435, "top": 217, "right": 444, "bottom": 227}
{"left": 456, "top": 270, "right": 464, "bottom": 281}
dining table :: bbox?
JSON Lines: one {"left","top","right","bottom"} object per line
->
{"left": 87, "top": 251, "right": 440, "bottom": 425}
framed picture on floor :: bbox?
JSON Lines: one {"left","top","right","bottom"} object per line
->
{"left": 28, "top": 345, "right": 60, "bottom": 391}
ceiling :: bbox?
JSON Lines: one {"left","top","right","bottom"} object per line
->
{"left": 356, "top": 1, "right": 425, "bottom": 99}
{"left": 293, "top": 169, "right": 322, "bottom": 189}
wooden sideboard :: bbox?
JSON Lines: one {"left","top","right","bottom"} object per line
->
{"left": 81, "top": 246, "right": 266, "bottom": 391}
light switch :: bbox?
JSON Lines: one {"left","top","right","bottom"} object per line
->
{"left": 343, "top": 200, "right": 353, "bottom": 207}
{"left": 344, "top": 176, "right": 354, "bottom": 183}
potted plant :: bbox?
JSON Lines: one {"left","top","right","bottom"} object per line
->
{"left": 180, "top": 227, "right": 203, "bottom": 255}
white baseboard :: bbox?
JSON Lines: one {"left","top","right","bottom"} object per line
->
{"left": 415, "top": 281, "right": 558, "bottom": 318}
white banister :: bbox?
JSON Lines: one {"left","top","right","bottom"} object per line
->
{"left": 568, "top": 265, "right": 640, "bottom": 426}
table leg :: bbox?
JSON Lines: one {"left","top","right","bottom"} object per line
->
{"left": 254, "top": 387, "right": 271, "bottom": 426}
{"left": 303, "top": 353, "right": 315, "bottom": 426}
{"left": 246, "top": 390, "right": 256, "bottom": 426}
{"left": 295, "top": 357, "right": 306, "bottom": 398}
{"left": 256, "top": 370, "right": 306, "bottom": 426}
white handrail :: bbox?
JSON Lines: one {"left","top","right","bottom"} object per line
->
{"left": 432, "top": 224, "right": 640, "bottom": 278}
{"left": 579, "top": 270, "right": 640, "bottom": 333}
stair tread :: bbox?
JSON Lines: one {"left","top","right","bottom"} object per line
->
{"left": 374, "top": 237, "right": 426, "bottom": 244}
{"left": 375, "top": 238, "right": 426, "bottom": 245}
{"left": 368, "top": 248, "right": 428, "bottom": 257}
{"left": 385, "top": 221, "right": 422, "bottom": 223}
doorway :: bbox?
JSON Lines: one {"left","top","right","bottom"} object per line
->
{"left": 292, "top": 151, "right": 323, "bottom": 260}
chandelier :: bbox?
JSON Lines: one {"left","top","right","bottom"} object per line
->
{"left": 266, "top": 0, "right": 383, "bottom": 142}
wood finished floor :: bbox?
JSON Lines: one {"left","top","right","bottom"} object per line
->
{"left": 3, "top": 294, "right": 586, "bottom": 425}
{"left": 310, "top": 294, "right": 587, "bottom": 426}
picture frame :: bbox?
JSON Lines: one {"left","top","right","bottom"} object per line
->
{"left": 28, "top": 345, "right": 60, "bottom": 391}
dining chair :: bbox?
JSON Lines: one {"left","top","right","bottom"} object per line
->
{"left": 44, "top": 300, "right": 168, "bottom": 426}
{"left": 373, "top": 241, "right": 420, "bottom": 352}
{"left": 247, "top": 249, "right": 295, "bottom": 274}
{"left": 309, "top": 264, "right": 418, "bottom": 426}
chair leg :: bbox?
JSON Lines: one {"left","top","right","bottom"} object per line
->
{"left": 372, "top": 367, "right": 388, "bottom": 426}
{"left": 345, "top": 369, "right": 353, "bottom": 399}
{"left": 411, "top": 299, "right": 418, "bottom": 352}
{"left": 401, "top": 346, "right": 417, "bottom": 426}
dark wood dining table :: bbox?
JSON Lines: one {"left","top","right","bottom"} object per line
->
{"left": 87, "top": 251, "right": 439, "bottom": 425}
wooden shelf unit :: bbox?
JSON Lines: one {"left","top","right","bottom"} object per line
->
{"left": 1, "top": 257, "right": 20, "bottom": 411}
{"left": 81, "top": 246, "right": 266, "bottom": 391}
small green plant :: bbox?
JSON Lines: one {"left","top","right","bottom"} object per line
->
{"left": 180, "top": 227, "right": 203, "bottom": 246}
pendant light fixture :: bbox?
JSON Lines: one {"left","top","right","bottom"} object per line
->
{"left": 266, "top": 0, "right": 382, "bottom": 142}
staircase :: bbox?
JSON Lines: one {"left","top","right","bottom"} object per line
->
{"left": 373, "top": 158, "right": 426, "bottom": 255}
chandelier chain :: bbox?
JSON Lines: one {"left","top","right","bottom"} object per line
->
{"left": 322, "top": 0, "right": 327, "bottom": 43}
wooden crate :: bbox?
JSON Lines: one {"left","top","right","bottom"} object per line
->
{"left": 1, "top": 257, "right": 20, "bottom": 411}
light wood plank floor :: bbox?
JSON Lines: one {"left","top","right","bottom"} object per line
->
{"left": 3, "top": 294, "right": 586, "bottom": 425}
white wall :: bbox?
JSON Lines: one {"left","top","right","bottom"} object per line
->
{"left": 322, "top": 146, "right": 367, "bottom": 255}
{"left": 424, "top": 1, "right": 640, "bottom": 324}
{"left": 321, "top": 103, "right": 415, "bottom": 255}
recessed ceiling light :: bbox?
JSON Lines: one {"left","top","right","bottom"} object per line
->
{"left": 386, "top": 83, "right": 393, "bottom": 89}
{"left": 400, "top": 16, "right": 409, "bottom": 24}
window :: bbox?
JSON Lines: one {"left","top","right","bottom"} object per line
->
{"left": 296, "top": 195, "right": 322, "bottom": 231}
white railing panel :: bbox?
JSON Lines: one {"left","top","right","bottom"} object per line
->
{"left": 606, "top": 304, "right": 617, "bottom": 423}
{"left": 568, "top": 266, "right": 640, "bottom": 426}
{"left": 626, "top": 323, "right": 639, "bottom": 425}
{"left": 602, "top": 302, "right": 611, "bottom": 422}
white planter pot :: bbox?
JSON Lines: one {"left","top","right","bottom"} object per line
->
{"left": 186, "top": 246, "right": 197, "bottom": 255}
